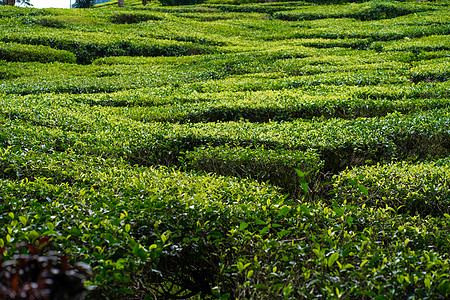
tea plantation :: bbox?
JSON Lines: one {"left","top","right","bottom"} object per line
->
{"left": 0, "top": 0, "right": 449, "bottom": 298}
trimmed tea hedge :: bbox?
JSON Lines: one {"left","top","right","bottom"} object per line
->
{"left": 384, "top": 34, "right": 450, "bottom": 52}
{"left": 184, "top": 145, "right": 323, "bottom": 197}
{"left": 119, "top": 89, "right": 450, "bottom": 123}
{"left": 0, "top": 147, "right": 449, "bottom": 298}
{"left": 0, "top": 42, "right": 76, "bottom": 63}
{"left": 409, "top": 58, "right": 450, "bottom": 83}
{"left": 273, "top": 0, "right": 434, "bottom": 21}
{"left": 333, "top": 157, "right": 450, "bottom": 217}
{"left": 1, "top": 93, "right": 450, "bottom": 173}
{"left": 1, "top": 30, "right": 215, "bottom": 64}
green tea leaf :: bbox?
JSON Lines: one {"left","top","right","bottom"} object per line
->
{"left": 300, "top": 205, "right": 311, "bottom": 217}
{"left": 47, "top": 222, "right": 55, "bottom": 232}
{"left": 278, "top": 206, "right": 290, "bottom": 217}
{"left": 239, "top": 222, "right": 249, "bottom": 231}
{"left": 328, "top": 252, "right": 339, "bottom": 268}
{"left": 19, "top": 216, "right": 27, "bottom": 226}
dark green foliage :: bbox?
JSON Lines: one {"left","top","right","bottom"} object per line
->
{"left": 109, "top": 12, "right": 163, "bottom": 23}
{"left": 160, "top": 0, "right": 205, "bottom": 6}
{"left": 36, "top": 16, "right": 66, "bottom": 28}
{"left": 73, "top": 0, "right": 95, "bottom": 8}
{"left": 0, "top": 237, "right": 93, "bottom": 300}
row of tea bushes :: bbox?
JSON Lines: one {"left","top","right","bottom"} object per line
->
{"left": 185, "top": 70, "right": 408, "bottom": 95}
{"left": 0, "top": 3, "right": 449, "bottom": 65}
{"left": 349, "top": 81, "right": 450, "bottom": 100}
{"left": 273, "top": 0, "right": 433, "bottom": 21}
{"left": 287, "top": 15, "right": 450, "bottom": 42}
{"left": 0, "top": 66, "right": 408, "bottom": 96}
{"left": 0, "top": 44, "right": 444, "bottom": 95}
{"left": 0, "top": 61, "right": 190, "bottom": 95}
{"left": 0, "top": 139, "right": 321, "bottom": 197}
{"left": 333, "top": 157, "right": 450, "bottom": 217}
{"left": 69, "top": 85, "right": 202, "bottom": 107}
{"left": 120, "top": 90, "right": 450, "bottom": 123}
{"left": 273, "top": 54, "right": 410, "bottom": 76}
{"left": 3, "top": 80, "right": 448, "bottom": 122}
{"left": 0, "top": 47, "right": 312, "bottom": 94}
{"left": 1, "top": 30, "right": 215, "bottom": 64}
{"left": 1, "top": 4, "right": 448, "bottom": 66}
{"left": 2, "top": 96, "right": 450, "bottom": 173}
{"left": 289, "top": 37, "right": 372, "bottom": 50}
{"left": 409, "top": 57, "right": 450, "bottom": 83}
{"left": 0, "top": 42, "right": 76, "bottom": 63}
{"left": 62, "top": 81, "right": 450, "bottom": 109}
{"left": 0, "top": 146, "right": 449, "bottom": 298}
{"left": 203, "top": 1, "right": 310, "bottom": 14}
{"left": 0, "top": 148, "right": 285, "bottom": 297}
{"left": 384, "top": 34, "right": 450, "bottom": 52}
{"left": 184, "top": 145, "right": 323, "bottom": 197}
{"left": 1, "top": 2, "right": 450, "bottom": 298}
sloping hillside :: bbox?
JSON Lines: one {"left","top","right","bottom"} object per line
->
{"left": 0, "top": 0, "right": 449, "bottom": 298}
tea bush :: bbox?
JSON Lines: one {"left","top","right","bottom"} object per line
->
{"left": 2, "top": 93, "right": 450, "bottom": 173}
{"left": 0, "top": 42, "right": 76, "bottom": 63}
{"left": 409, "top": 57, "right": 450, "bottom": 83}
{"left": 287, "top": 17, "right": 450, "bottom": 41}
{"left": 0, "top": 146, "right": 449, "bottom": 298}
{"left": 273, "top": 0, "right": 434, "bottom": 21}
{"left": 384, "top": 34, "right": 450, "bottom": 52}
{"left": 118, "top": 89, "right": 450, "bottom": 123}
{"left": 0, "top": 148, "right": 449, "bottom": 298}
{"left": 160, "top": 0, "right": 205, "bottom": 6}
{"left": 1, "top": 29, "right": 215, "bottom": 64}
{"left": 349, "top": 81, "right": 450, "bottom": 100}
{"left": 184, "top": 145, "right": 323, "bottom": 197}
{"left": 204, "top": 1, "right": 310, "bottom": 14}
{"left": 109, "top": 11, "right": 164, "bottom": 23}
{"left": 333, "top": 157, "right": 450, "bottom": 216}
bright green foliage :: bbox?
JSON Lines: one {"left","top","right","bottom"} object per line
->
{"left": 384, "top": 34, "right": 450, "bottom": 52}
{"left": 333, "top": 157, "right": 450, "bottom": 216}
{"left": 409, "top": 57, "right": 450, "bottom": 83}
{"left": 0, "top": 42, "right": 76, "bottom": 63}
{"left": 108, "top": 11, "right": 164, "bottom": 23}
{"left": 273, "top": 0, "right": 434, "bottom": 21}
{"left": 184, "top": 145, "right": 323, "bottom": 197}
{"left": 0, "top": 0, "right": 450, "bottom": 299}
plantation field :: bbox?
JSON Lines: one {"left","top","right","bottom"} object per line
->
{"left": 0, "top": 0, "right": 449, "bottom": 298}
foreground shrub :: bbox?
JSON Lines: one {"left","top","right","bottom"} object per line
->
{"left": 0, "top": 148, "right": 449, "bottom": 298}
{"left": 0, "top": 237, "right": 92, "bottom": 300}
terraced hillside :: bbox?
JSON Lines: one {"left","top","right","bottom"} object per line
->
{"left": 0, "top": 0, "right": 449, "bottom": 298}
